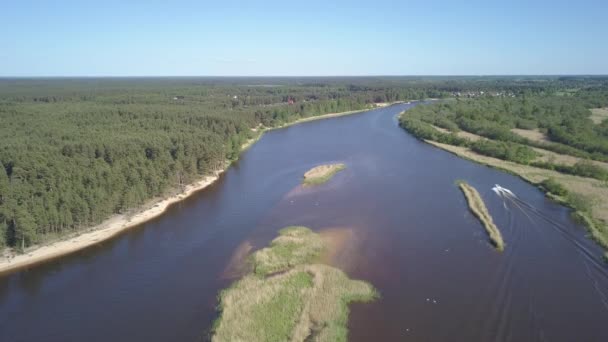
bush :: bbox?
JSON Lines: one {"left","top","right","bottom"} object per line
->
{"left": 571, "top": 160, "right": 608, "bottom": 181}
{"left": 399, "top": 117, "right": 469, "bottom": 146}
{"left": 539, "top": 178, "right": 568, "bottom": 196}
{"left": 471, "top": 140, "right": 537, "bottom": 164}
{"left": 567, "top": 192, "right": 594, "bottom": 213}
{"left": 529, "top": 160, "right": 608, "bottom": 181}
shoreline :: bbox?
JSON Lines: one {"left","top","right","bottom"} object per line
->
{"left": 0, "top": 172, "right": 223, "bottom": 275}
{"left": 398, "top": 109, "right": 608, "bottom": 258}
{"left": 426, "top": 139, "right": 608, "bottom": 254}
{"left": 0, "top": 104, "right": 399, "bottom": 275}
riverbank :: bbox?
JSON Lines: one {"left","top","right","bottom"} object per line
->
{"left": 427, "top": 141, "right": 608, "bottom": 252}
{"left": 0, "top": 171, "right": 224, "bottom": 275}
{"left": 398, "top": 110, "right": 608, "bottom": 259}
{"left": 0, "top": 105, "right": 394, "bottom": 275}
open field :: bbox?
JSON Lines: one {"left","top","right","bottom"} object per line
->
{"left": 303, "top": 163, "right": 346, "bottom": 186}
{"left": 430, "top": 125, "right": 482, "bottom": 141}
{"left": 457, "top": 181, "right": 505, "bottom": 250}
{"left": 590, "top": 108, "right": 608, "bottom": 124}
{"left": 431, "top": 126, "right": 608, "bottom": 170}
{"left": 531, "top": 146, "right": 608, "bottom": 170}
{"left": 511, "top": 128, "right": 551, "bottom": 143}
{"left": 213, "top": 227, "right": 377, "bottom": 342}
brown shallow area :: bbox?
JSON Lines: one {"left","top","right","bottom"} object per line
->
{"left": 319, "top": 227, "right": 364, "bottom": 273}
{"left": 221, "top": 240, "right": 253, "bottom": 279}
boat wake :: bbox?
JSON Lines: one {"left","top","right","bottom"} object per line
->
{"left": 492, "top": 184, "right": 516, "bottom": 198}
{"left": 491, "top": 184, "right": 608, "bottom": 311}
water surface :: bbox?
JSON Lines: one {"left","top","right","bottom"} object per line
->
{"left": 1, "top": 103, "right": 608, "bottom": 341}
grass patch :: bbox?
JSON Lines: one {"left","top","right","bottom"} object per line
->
{"left": 539, "top": 177, "right": 569, "bottom": 197}
{"left": 213, "top": 227, "right": 378, "bottom": 342}
{"left": 590, "top": 108, "right": 608, "bottom": 124}
{"left": 253, "top": 226, "right": 324, "bottom": 276}
{"left": 511, "top": 128, "right": 550, "bottom": 143}
{"left": 302, "top": 163, "right": 346, "bottom": 186}
{"left": 457, "top": 181, "right": 505, "bottom": 251}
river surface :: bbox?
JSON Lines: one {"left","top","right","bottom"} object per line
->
{"left": 2, "top": 103, "right": 608, "bottom": 342}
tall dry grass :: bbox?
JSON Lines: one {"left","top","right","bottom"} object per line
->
{"left": 458, "top": 181, "right": 505, "bottom": 251}
{"left": 302, "top": 164, "right": 345, "bottom": 186}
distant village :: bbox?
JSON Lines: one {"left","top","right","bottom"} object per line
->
{"left": 451, "top": 90, "right": 516, "bottom": 98}
{"left": 172, "top": 91, "right": 518, "bottom": 104}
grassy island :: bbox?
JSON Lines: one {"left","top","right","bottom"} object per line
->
{"left": 458, "top": 181, "right": 505, "bottom": 251}
{"left": 212, "top": 227, "right": 377, "bottom": 342}
{"left": 302, "top": 163, "right": 346, "bottom": 186}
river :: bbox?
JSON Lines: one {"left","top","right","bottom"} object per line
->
{"left": 1, "top": 103, "right": 608, "bottom": 341}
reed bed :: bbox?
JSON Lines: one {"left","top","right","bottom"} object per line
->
{"left": 458, "top": 181, "right": 505, "bottom": 251}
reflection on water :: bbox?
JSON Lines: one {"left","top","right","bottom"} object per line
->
{"left": 1, "top": 103, "right": 608, "bottom": 342}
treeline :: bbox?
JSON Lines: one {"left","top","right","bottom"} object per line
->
{"left": 0, "top": 77, "right": 457, "bottom": 250}
{"left": 424, "top": 93, "right": 608, "bottom": 160}
{"left": 399, "top": 81, "right": 608, "bottom": 180}
{"left": 399, "top": 116, "right": 539, "bottom": 164}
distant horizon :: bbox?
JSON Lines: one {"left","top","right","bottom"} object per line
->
{"left": 1, "top": 74, "right": 608, "bottom": 79}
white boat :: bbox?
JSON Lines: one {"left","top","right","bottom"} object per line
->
{"left": 492, "top": 184, "right": 516, "bottom": 197}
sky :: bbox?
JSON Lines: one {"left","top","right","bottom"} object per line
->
{"left": 1, "top": 0, "right": 607, "bottom": 76}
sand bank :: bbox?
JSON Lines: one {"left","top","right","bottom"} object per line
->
{"left": 0, "top": 172, "right": 223, "bottom": 275}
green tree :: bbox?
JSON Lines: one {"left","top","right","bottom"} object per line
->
{"left": 13, "top": 207, "right": 36, "bottom": 250}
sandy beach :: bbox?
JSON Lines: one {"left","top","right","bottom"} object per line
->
{"left": 0, "top": 104, "right": 395, "bottom": 275}
{"left": 0, "top": 172, "right": 222, "bottom": 275}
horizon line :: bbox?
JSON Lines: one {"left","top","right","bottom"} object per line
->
{"left": 1, "top": 74, "right": 608, "bottom": 79}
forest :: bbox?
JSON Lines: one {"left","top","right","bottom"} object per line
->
{"left": 0, "top": 77, "right": 453, "bottom": 250}
{"left": 2, "top": 76, "right": 607, "bottom": 250}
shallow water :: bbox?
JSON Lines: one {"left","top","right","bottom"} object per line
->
{"left": 1, "top": 103, "right": 608, "bottom": 341}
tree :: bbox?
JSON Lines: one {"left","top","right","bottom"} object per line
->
{"left": 0, "top": 161, "right": 8, "bottom": 205}
{"left": 13, "top": 207, "right": 36, "bottom": 250}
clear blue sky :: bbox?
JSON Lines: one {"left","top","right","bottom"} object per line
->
{"left": 2, "top": 0, "right": 607, "bottom": 76}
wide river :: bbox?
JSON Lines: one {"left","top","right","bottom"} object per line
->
{"left": 2, "top": 103, "right": 608, "bottom": 341}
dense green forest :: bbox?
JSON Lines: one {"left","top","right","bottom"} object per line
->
{"left": 2, "top": 76, "right": 608, "bottom": 250}
{"left": 0, "top": 77, "right": 452, "bottom": 250}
